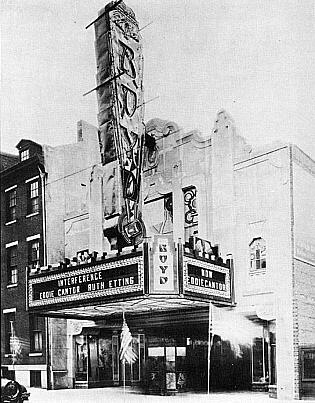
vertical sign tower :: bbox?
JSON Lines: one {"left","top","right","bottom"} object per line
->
{"left": 93, "top": 0, "right": 145, "bottom": 247}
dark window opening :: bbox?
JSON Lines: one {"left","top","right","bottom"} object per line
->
{"left": 28, "top": 180, "right": 39, "bottom": 214}
{"left": 30, "top": 370, "right": 41, "bottom": 387}
{"left": 7, "top": 246, "right": 18, "bottom": 285}
{"left": 29, "top": 315, "right": 43, "bottom": 353}
{"left": 28, "top": 240, "right": 40, "bottom": 269}
{"left": 6, "top": 189, "right": 17, "bottom": 222}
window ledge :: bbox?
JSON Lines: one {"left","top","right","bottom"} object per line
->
{"left": 26, "top": 212, "right": 39, "bottom": 218}
{"left": 5, "top": 220, "right": 17, "bottom": 226}
{"left": 7, "top": 283, "right": 18, "bottom": 289}
{"left": 29, "top": 352, "right": 43, "bottom": 357}
{"left": 249, "top": 270, "right": 266, "bottom": 276}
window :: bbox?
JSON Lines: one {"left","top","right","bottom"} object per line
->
{"left": 250, "top": 238, "right": 266, "bottom": 272}
{"left": 6, "top": 189, "right": 17, "bottom": 222}
{"left": 28, "top": 180, "right": 39, "bottom": 214}
{"left": 252, "top": 323, "right": 276, "bottom": 385}
{"left": 75, "top": 335, "right": 88, "bottom": 381}
{"left": 29, "top": 240, "right": 40, "bottom": 269}
{"left": 29, "top": 315, "right": 43, "bottom": 353}
{"left": 164, "top": 194, "right": 173, "bottom": 233}
{"left": 252, "top": 336, "right": 269, "bottom": 383}
{"left": 183, "top": 186, "right": 198, "bottom": 242}
{"left": 7, "top": 246, "right": 18, "bottom": 285}
{"left": 4, "top": 312, "right": 15, "bottom": 354}
{"left": 20, "top": 149, "right": 29, "bottom": 161}
{"left": 143, "top": 194, "right": 173, "bottom": 235}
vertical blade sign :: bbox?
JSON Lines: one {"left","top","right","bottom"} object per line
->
{"left": 94, "top": 1, "right": 145, "bottom": 245}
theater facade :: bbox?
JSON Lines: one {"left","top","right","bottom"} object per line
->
{"left": 27, "top": 236, "right": 235, "bottom": 392}
{"left": 24, "top": 1, "right": 314, "bottom": 400}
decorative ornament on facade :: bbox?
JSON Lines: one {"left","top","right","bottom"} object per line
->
{"left": 184, "top": 187, "right": 198, "bottom": 226}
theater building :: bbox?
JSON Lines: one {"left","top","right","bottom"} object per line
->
{"left": 11, "top": 1, "right": 315, "bottom": 400}
{"left": 26, "top": 111, "right": 315, "bottom": 399}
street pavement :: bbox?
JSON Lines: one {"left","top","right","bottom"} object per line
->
{"left": 27, "top": 386, "right": 315, "bottom": 403}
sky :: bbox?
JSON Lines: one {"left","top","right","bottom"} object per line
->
{"left": 1, "top": 0, "right": 315, "bottom": 159}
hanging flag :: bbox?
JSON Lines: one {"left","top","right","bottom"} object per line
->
{"left": 119, "top": 316, "right": 137, "bottom": 364}
{"left": 10, "top": 321, "right": 22, "bottom": 364}
{"left": 211, "top": 305, "right": 261, "bottom": 357}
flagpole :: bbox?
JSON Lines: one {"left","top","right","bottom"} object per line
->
{"left": 123, "top": 358, "right": 126, "bottom": 401}
{"left": 207, "top": 302, "right": 213, "bottom": 395}
{"left": 10, "top": 321, "right": 15, "bottom": 372}
{"left": 122, "top": 312, "right": 126, "bottom": 401}
{"left": 119, "top": 310, "right": 137, "bottom": 401}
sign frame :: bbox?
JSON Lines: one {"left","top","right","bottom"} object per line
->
{"left": 149, "top": 235, "right": 179, "bottom": 295}
{"left": 28, "top": 253, "right": 144, "bottom": 308}
{"left": 183, "top": 255, "right": 231, "bottom": 302}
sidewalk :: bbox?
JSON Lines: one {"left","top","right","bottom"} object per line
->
{"left": 28, "top": 386, "right": 315, "bottom": 403}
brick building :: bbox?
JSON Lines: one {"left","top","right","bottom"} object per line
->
{"left": 1, "top": 121, "right": 99, "bottom": 389}
{"left": 1, "top": 140, "right": 48, "bottom": 387}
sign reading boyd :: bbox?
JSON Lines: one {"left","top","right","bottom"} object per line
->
{"left": 150, "top": 235, "right": 178, "bottom": 294}
{"left": 28, "top": 255, "right": 144, "bottom": 307}
{"left": 94, "top": 1, "right": 146, "bottom": 246}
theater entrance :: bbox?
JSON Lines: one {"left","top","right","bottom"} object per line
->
{"left": 74, "top": 329, "right": 145, "bottom": 388}
{"left": 73, "top": 323, "right": 251, "bottom": 392}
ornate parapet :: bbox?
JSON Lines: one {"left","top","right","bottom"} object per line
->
{"left": 212, "top": 109, "right": 252, "bottom": 159}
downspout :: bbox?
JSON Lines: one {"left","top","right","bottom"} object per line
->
{"left": 38, "top": 165, "right": 51, "bottom": 388}
{"left": 38, "top": 165, "right": 47, "bottom": 266}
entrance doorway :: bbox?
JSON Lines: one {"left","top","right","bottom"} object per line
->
{"left": 73, "top": 325, "right": 252, "bottom": 392}
{"left": 74, "top": 330, "right": 145, "bottom": 388}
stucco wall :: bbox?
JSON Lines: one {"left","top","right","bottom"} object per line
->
{"left": 233, "top": 144, "right": 296, "bottom": 399}
{"left": 44, "top": 121, "right": 100, "bottom": 264}
{"left": 293, "top": 150, "right": 315, "bottom": 347}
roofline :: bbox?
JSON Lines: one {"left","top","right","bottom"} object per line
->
{"left": 0, "top": 151, "right": 19, "bottom": 158}
{"left": 0, "top": 155, "right": 45, "bottom": 179}
{"left": 16, "top": 139, "right": 43, "bottom": 149}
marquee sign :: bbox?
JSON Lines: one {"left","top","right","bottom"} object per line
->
{"left": 183, "top": 256, "right": 231, "bottom": 301}
{"left": 94, "top": 1, "right": 145, "bottom": 246}
{"left": 28, "top": 255, "right": 144, "bottom": 308}
{"left": 27, "top": 241, "right": 233, "bottom": 313}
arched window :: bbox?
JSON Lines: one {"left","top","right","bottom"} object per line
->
{"left": 250, "top": 238, "right": 266, "bottom": 272}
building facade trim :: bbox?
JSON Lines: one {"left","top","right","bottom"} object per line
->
{"left": 5, "top": 240, "right": 18, "bottom": 248}
{"left": 26, "top": 234, "right": 41, "bottom": 242}
{"left": 4, "top": 184, "right": 17, "bottom": 192}
{"left": 3, "top": 307, "right": 17, "bottom": 313}
{"left": 25, "top": 175, "right": 39, "bottom": 183}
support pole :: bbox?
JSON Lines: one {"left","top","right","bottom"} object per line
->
{"left": 122, "top": 311, "right": 126, "bottom": 402}
{"left": 207, "top": 302, "right": 213, "bottom": 395}
{"left": 123, "top": 358, "right": 126, "bottom": 401}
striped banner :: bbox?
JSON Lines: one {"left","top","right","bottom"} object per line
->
{"left": 119, "top": 317, "right": 137, "bottom": 364}
{"left": 10, "top": 322, "right": 22, "bottom": 363}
